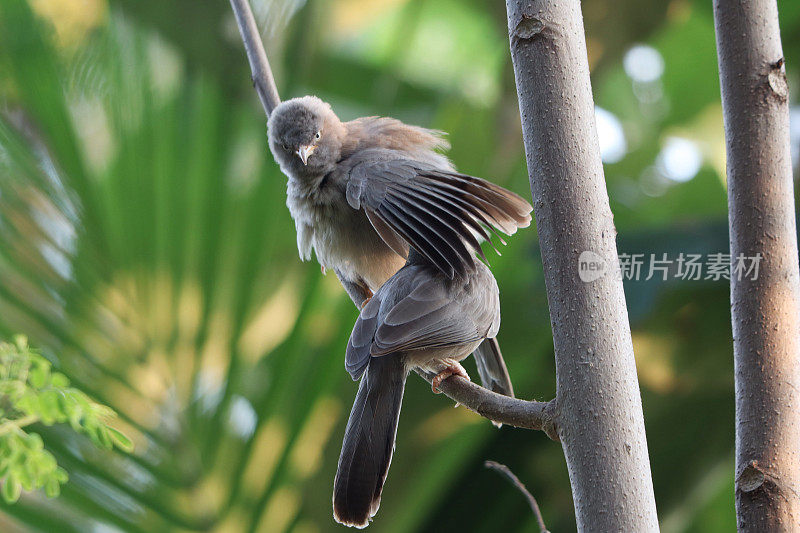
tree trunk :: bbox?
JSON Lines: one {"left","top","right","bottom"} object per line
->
{"left": 713, "top": 1, "right": 800, "bottom": 530}
{"left": 504, "top": 1, "right": 659, "bottom": 531}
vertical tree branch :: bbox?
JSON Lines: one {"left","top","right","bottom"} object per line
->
{"left": 504, "top": 1, "right": 659, "bottom": 530}
{"left": 713, "top": 1, "right": 800, "bottom": 530}
{"left": 229, "top": 0, "right": 281, "bottom": 116}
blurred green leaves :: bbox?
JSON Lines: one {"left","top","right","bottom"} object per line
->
{"left": 0, "top": 0, "right": 354, "bottom": 529}
{"left": 0, "top": 336, "right": 131, "bottom": 504}
{"left": 329, "top": 0, "right": 507, "bottom": 105}
{"left": 0, "top": 0, "right": 796, "bottom": 531}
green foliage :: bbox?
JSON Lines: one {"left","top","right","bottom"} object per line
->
{"left": 0, "top": 336, "right": 131, "bottom": 504}
{"left": 0, "top": 0, "right": 796, "bottom": 531}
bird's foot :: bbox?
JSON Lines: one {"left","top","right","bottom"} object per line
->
{"left": 321, "top": 265, "right": 326, "bottom": 275}
{"left": 359, "top": 288, "right": 374, "bottom": 310}
{"left": 431, "top": 361, "right": 469, "bottom": 394}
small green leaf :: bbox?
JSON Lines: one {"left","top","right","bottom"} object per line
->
{"left": 27, "top": 433, "right": 43, "bottom": 452}
{"left": 54, "top": 467, "right": 68, "bottom": 483}
{"left": 50, "top": 373, "right": 69, "bottom": 388}
{"left": 4, "top": 436, "right": 19, "bottom": 456}
{"left": 96, "top": 426, "right": 112, "bottom": 450}
{"left": 38, "top": 451, "right": 56, "bottom": 472}
{"left": 11, "top": 335, "right": 27, "bottom": 351}
{"left": 29, "top": 364, "right": 47, "bottom": 389}
{"left": 44, "top": 478, "right": 60, "bottom": 498}
{"left": 106, "top": 427, "right": 134, "bottom": 452}
{"left": 39, "top": 390, "right": 63, "bottom": 424}
{"left": 16, "top": 463, "right": 32, "bottom": 491}
{"left": 2, "top": 476, "right": 21, "bottom": 503}
{"left": 14, "top": 393, "right": 37, "bottom": 416}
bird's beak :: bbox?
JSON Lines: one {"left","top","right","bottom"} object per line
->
{"left": 296, "top": 144, "right": 316, "bottom": 165}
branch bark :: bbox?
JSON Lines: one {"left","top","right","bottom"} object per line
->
{"left": 713, "top": 1, "right": 800, "bottom": 530}
{"left": 229, "top": 0, "right": 281, "bottom": 116}
{"left": 504, "top": 1, "right": 659, "bottom": 530}
{"left": 414, "top": 370, "right": 557, "bottom": 438}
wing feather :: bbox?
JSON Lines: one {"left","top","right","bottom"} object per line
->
{"left": 391, "top": 184, "right": 489, "bottom": 261}
{"left": 345, "top": 295, "right": 382, "bottom": 379}
{"left": 386, "top": 191, "right": 476, "bottom": 269}
{"left": 379, "top": 203, "right": 458, "bottom": 279}
{"left": 343, "top": 149, "right": 533, "bottom": 278}
{"left": 365, "top": 208, "right": 409, "bottom": 259}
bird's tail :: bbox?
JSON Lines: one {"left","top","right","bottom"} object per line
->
{"left": 333, "top": 356, "right": 406, "bottom": 528}
{"left": 473, "top": 337, "right": 514, "bottom": 397}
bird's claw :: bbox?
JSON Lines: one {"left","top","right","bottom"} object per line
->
{"left": 359, "top": 286, "right": 374, "bottom": 310}
{"left": 431, "top": 362, "right": 469, "bottom": 394}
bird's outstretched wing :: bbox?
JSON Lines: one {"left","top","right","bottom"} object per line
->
{"left": 345, "top": 262, "right": 500, "bottom": 380}
{"left": 340, "top": 149, "right": 532, "bottom": 279}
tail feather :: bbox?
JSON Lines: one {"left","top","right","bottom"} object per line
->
{"left": 333, "top": 356, "right": 406, "bottom": 528}
{"left": 473, "top": 337, "right": 514, "bottom": 397}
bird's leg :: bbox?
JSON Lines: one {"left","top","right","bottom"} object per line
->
{"left": 359, "top": 289, "right": 374, "bottom": 310}
{"left": 335, "top": 269, "right": 373, "bottom": 309}
{"left": 431, "top": 360, "right": 470, "bottom": 394}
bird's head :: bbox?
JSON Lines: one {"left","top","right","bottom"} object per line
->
{"left": 268, "top": 96, "right": 344, "bottom": 179}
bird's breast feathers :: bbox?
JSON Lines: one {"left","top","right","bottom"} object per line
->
{"left": 286, "top": 177, "right": 340, "bottom": 260}
{"left": 286, "top": 178, "right": 404, "bottom": 290}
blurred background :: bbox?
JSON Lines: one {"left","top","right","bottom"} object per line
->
{"left": 0, "top": 0, "right": 799, "bottom": 531}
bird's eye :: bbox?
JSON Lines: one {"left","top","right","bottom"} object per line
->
{"left": 282, "top": 143, "right": 290, "bottom": 151}
{"left": 315, "top": 131, "right": 321, "bottom": 140}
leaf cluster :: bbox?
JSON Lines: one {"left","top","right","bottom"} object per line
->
{"left": 0, "top": 336, "right": 132, "bottom": 504}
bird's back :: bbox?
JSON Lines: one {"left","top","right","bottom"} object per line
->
{"left": 342, "top": 116, "right": 455, "bottom": 171}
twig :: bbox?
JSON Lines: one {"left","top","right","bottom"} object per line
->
{"left": 485, "top": 460, "right": 550, "bottom": 533}
{"left": 0, "top": 414, "right": 40, "bottom": 437}
{"left": 229, "top": 0, "right": 281, "bottom": 117}
{"left": 414, "top": 369, "right": 558, "bottom": 440}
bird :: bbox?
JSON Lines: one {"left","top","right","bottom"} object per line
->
{"left": 267, "top": 95, "right": 532, "bottom": 396}
{"left": 333, "top": 248, "right": 501, "bottom": 528}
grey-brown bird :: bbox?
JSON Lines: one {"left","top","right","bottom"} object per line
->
{"left": 333, "top": 248, "right": 500, "bottom": 528}
{"left": 267, "top": 96, "right": 532, "bottom": 396}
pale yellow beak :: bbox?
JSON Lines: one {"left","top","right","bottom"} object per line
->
{"left": 296, "top": 144, "right": 316, "bottom": 165}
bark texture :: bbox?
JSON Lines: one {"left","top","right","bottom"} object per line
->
{"left": 415, "top": 371, "right": 557, "bottom": 437}
{"left": 505, "top": 1, "right": 659, "bottom": 530}
{"left": 713, "top": 1, "right": 800, "bottom": 530}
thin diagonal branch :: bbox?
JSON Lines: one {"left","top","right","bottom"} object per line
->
{"left": 229, "top": 0, "right": 281, "bottom": 116}
{"left": 485, "top": 460, "right": 550, "bottom": 533}
{"left": 0, "top": 414, "right": 39, "bottom": 437}
{"left": 414, "top": 369, "right": 558, "bottom": 440}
